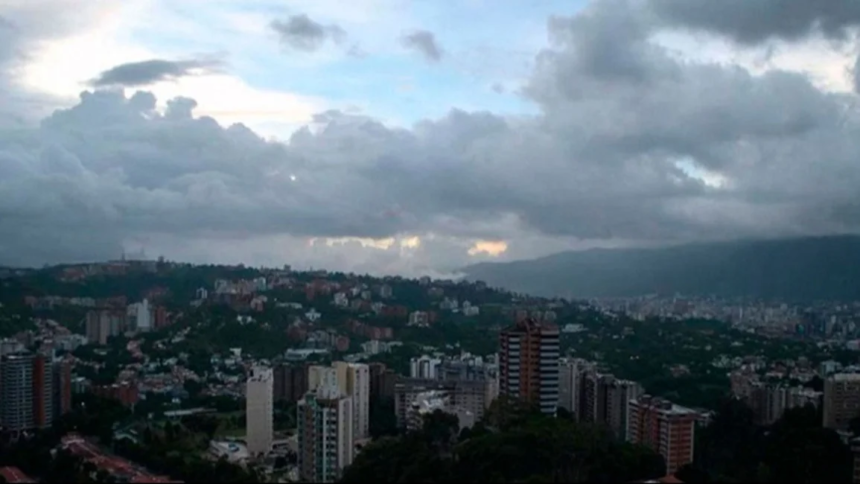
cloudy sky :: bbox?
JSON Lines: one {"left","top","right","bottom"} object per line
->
{"left": 2, "top": 0, "right": 860, "bottom": 276}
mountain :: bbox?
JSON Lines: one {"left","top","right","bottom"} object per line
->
{"left": 462, "top": 235, "right": 860, "bottom": 301}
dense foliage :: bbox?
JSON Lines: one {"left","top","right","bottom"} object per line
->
{"left": 341, "top": 398, "right": 666, "bottom": 483}
{"left": 680, "top": 399, "right": 853, "bottom": 483}
{"left": 0, "top": 394, "right": 258, "bottom": 483}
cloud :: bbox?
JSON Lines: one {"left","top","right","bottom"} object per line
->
{"left": 650, "top": 0, "right": 860, "bottom": 44}
{"left": 89, "top": 58, "right": 223, "bottom": 87}
{"left": 4, "top": 0, "right": 860, "bottom": 273}
{"left": 270, "top": 14, "right": 347, "bottom": 52}
{"left": 400, "top": 30, "right": 443, "bottom": 62}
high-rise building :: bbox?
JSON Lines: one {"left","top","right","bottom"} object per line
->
{"left": 245, "top": 366, "right": 274, "bottom": 456}
{"left": 824, "top": 373, "right": 860, "bottom": 431}
{"left": 369, "top": 363, "right": 397, "bottom": 400}
{"left": 297, "top": 386, "right": 354, "bottom": 483}
{"left": 308, "top": 363, "right": 369, "bottom": 441}
{"left": 273, "top": 363, "right": 309, "bottom": 403}
{"left": 1, "top": 353, "right": 35, "bottom": 432}
{"left": 334, "top": 362, "right": 369, "bottom": 441}
{"left": 52, "top": 359, "right": 73, "bottom": 418}
{"left": 0, "top": 353, "right": 57, "bottom": 433}
{"left": 606, "top": 378, "right": 642, "bottom": 440}
{"left": 746, "top": 381, "right": 822, "bottom": 425}
{"left": 31, "top": 354, "right": 53, "bottom": 429}
{"left": 85, "top": 310, "right": 125, "bottom": 345}
{"left": 558, "top": 358, "right": 591, "bottom": 416}
{"left": 627, "top": 395, "right": 697, "bottom": 474}
{"left": 499, "top": 318, "right": 560, "bottom": 414}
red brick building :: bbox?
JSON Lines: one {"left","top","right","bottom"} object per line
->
{"left": 92, "top": 381, "right": 139, "bottom": 407}
{"left": 498, "top": 318, "right": 560, "bottom": 415}
{"left": 627, "top": 395, "right": 697, "bottom": 474}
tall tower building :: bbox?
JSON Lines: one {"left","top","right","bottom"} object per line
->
{"left": 273, "top": 363, "right": 309, "bottom": 403}
{"left": 297, "top": 386, "right": 354, "bottom": 483}
{"left": 333, "top": 362, "right": 369, "bottom": 441}
{"left": 1, "top": 353, "right": 35, "bottom": 432}
{"left": 309, "top": 363, "right": 368, "bottom": 441}
{"left": 627, "top": 395, "right": 696, "bottom": 475}
{"left": 245, "top": 366, "right": 274, "bottom": 456}
{"left": 558, "top": 358, "right": 591, "bottom": 416}
{"left": 1, "top": 353, "right": 54, "bottom": 432}
{"left": 824, "top": 373, "right": 860, "bottom": 430}
{"left": 499, "top": 318, "right": 560, "bottom": 414}
{"left": 52, "top": 358, "right": 73, "bottom": 418}
{"left": 606, "top": 378, "right": 642, "bottom": 440}
{"left": 31, "top": 354, "right": 54, "bottom": 429}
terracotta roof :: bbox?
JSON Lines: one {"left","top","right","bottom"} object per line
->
{"left": 0, "top": 467, "right": 35, "bottom": 483}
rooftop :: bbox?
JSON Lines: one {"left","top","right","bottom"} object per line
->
{"left": 0, "top": 467, "right": 35, "bottom": 483}
{"left": 830, "top": 373, "right": 860, "bottom": 382}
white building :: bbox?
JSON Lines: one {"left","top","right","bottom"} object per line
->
{"left": 408, "top": 311, "right": 431, "bottom": 327}
{"left": 338, "top": 362, "right": 369, "bottom": 441}
{"left": 558, "top": 357, "right": 592, "bottom": 414}
{"left": 309, "top": 363, "right": 370, "bottom": 441}
{"left": 333, "top": 292, "right": 349, "bottom": 307}
{"left": 410, "top": 355, "right": 442, "bottom": 379}
{"left": 245, "top": 366, "right": 274, "bottom": 456}
{"left": 127, "top": 299, "right": 152, "bottom": 332}
{"left": 406, "top": 390, "right": 475, "bottom": 431}
{"left": 297, "top": 387, "right": 354, "bottom": 483}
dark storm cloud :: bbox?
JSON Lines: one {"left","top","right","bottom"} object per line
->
{"left": 400, "top": 30, "right": 444, "bottom": 62}
{"left": 90, "top": 59, "right": 222, "bottom": 87}
{"left": 650, "top": 0, "right": 860, "bottom": 44}
{"left": 270, "top": 14, "right": 346, "bottom": 52}
{"left": 4, "top": 0, "right": 860, "bottom": 267}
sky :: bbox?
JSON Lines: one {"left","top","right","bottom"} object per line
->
{"left": 3, "top": 0, "right": 860, "bottom": 276}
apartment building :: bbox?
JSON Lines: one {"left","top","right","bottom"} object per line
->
{"left": 0, "top": 352, "right": 68, "bottom": 433}
{"left": 368, "top": 362, "right": 397, "bottom": 400}
{"left": 746, "top": 381, "right": 822, "bottom": 425}
{"left": 558, "top": 357, "right": 591, "bottom": 416}
{"left": 406, "top": 390, "right": 476, "bottom": 431}
{"left": 335, "top": 362, "right": 370, "bottom": 441}
{"left": 308, "top": 362, "right": 370, "bottom": 441}
{"left": 85, "top": 309, "right": 126, "bottom": 345}
{"left": 394, "top": 378, "right": 487, "bottom": 428}
{"left": 627, "top": 395, "right": 697, "bottom": 475}
{"left": 824, "top": 373, "right": 860, "bottom": 431}
{"left": 410, "top": 355, "right": 442, "bottom": 379}
{"left": 273, "top": 362, "right": 310, "bottom": 403}
{"left": 499, "top": 318, "right": 560, "bottom": 415}
{"left": 297, "top": 386, "right": 354, "bottom": 483}
{"left": 245, "top": 366, "right": 274, "bottom": 456}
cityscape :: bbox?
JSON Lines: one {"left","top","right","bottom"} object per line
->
{"left": 5, "top": 0, "right": 860, "bottom": 483}
{"left": 0, "top": 259, "right": 859, "bottom": 482}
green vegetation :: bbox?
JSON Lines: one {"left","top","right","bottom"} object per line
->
{"left": 681, "top": 399, "right": 852, "bottom": 483}
{"left": 565, "top": 312, "right": 855, "bottom": 409}
{"left": 341, "top": 398, "right": 666, "bottom": 483}
{"left": 0, "top": 394, "right": 259, "bottom": 483}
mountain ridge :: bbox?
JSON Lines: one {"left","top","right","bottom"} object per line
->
{"left": 462, "top": 235, "right": 860, "bottom": 301}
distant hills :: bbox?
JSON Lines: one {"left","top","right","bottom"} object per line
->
{"left": 462, "top": 236, "right": 860, "bottom": 301}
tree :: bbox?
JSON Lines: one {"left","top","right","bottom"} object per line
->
{"left": 341, "top": 400, "right": 664, "bottom": 483}
{"left": 369, "top": 397, "right": 398, "bottom": 438}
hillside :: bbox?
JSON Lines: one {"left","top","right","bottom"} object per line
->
{"left": 462, "top": 236, "right": 860, "bottom": 301}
